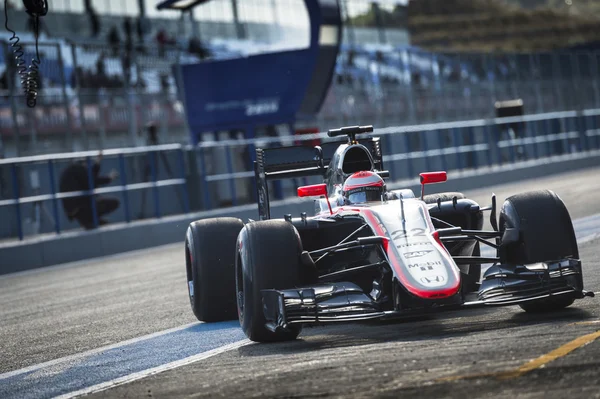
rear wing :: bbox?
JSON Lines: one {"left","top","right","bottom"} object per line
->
{"left": 254, "top": 137, "right": 383, "bottom": 220}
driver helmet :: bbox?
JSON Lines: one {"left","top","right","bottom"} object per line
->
{"left": 342, "top": 171, "right": 385, "bottom": 205}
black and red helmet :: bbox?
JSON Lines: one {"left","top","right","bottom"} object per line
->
{"left": 342, "top": 171, "right": 385, "bottom": 205}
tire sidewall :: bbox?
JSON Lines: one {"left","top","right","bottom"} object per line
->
{"left": 186, "top": 218, "right": 244, "bottom": 322}
{"left": 236, "top": 222, "right": 303, "bottom": 342}
{"left": 237, "top": 226, "right": 255, "bottom": 336}
{"left": 186, "top": 224, "right": 205, "bottom": 320}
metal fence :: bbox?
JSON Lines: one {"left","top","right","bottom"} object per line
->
{"left": 2, "top": 38, "right": 600, "bottom": 156}
{"left": 0, "top": 144, "right": 189, "bottom": 241}
{"left": 1, "top": 107, "right": 599, "bottom": 242}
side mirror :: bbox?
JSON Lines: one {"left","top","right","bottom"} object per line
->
{"left": 297, "top": 183, "right": 328, "bottom": 198}
{"left": 420, "top": 171, "right": 447, "bottom": 184}
{"left": 419, "top": 171, "right": 447, "bottom": 200}
{"left": 297, "top": 184, "right": 332, "bottom": 215}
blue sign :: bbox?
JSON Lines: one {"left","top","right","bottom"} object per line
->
{"left": 166, "top": 0, "right": 342, "bottom": 144}
{"left": 176, "top": 50, "right": 314, "bottom": 135}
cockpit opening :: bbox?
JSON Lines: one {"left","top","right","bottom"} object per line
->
{"left": 342, "top": 146, "right": 373, "bottom": 174}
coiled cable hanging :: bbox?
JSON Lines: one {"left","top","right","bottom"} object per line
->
{"left": 4, "top": 1, "right": 43, "bottom": 108}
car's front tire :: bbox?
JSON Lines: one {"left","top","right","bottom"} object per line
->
{"left": 499, "top": 190, "right": 580, "bottom": 312}
{"left": 185, "top": 217, "right": 244, "bottom": 322}
{"left": 236, "top": 220, "right": 303, "bottom": 342}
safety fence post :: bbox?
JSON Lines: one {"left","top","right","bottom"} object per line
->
{"left": 544, "top": 118, "right": 553, "bottom": 156}
{"left": 197, "top": 146, "right": 212, "bottom": 210}
{"left": 10, "top": 164, "right": 23, "bottom": 241}
{"left": 560, "top": 116, "right": 569, "bottom": 155}
{"left": 420, "top": 130, "right": 430, "bottom": 172}
{"left": 436, "top": 130, "right": 447, "bottom": 172}
{"left": 47, "top": 160, "right": 61, "bottom": 234}
{"left": 245, "top": 127, "right": 258, "bottom": 203}
{"left": 593, "top": 115, "right": 600, "bottom": 150}
{"left": 118, "top": 154, "right": 131, "bottom": 223}
{"left": 149, "top": 151, "right": 161, "bottom": 218}
{"left": 178, "top": 148, "right": 190, "bottom": 214}
{"left": 451, "top": 128, "right": 463, "bottom": 170}
{"left": 402, "top": 131, "right": 413, "bottom": 178}
{"left": 483, "top": 125, "right": 493, "bottom": 167}
{"left": 507, "top": 125, "right": 517, "bottom": 165}
{"left": 490, "top": 122, "right": 502, "bottom": 166}
{"left": 469, "top": 127, "right": 478, "bottom": 170}
{"left": 529, "top": 120, "right": 539, "bottom": 160}
{"left": 225, "top": 145, "right": 237, "bottom": 207}
{"left": 85, "top": 157, "right": 99, "bottom": 229}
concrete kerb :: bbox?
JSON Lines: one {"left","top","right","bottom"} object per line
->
{"left": 1, "top": 153, "right": 599, "bottom": 274}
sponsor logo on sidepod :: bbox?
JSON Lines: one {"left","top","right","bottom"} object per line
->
{"left": 403, "top": 250, "right": 433, "bottom": 259}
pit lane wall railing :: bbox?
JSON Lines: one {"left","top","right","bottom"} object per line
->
{"left": 1, "top": 108, "right": 600, "bottom": 242}
{"left": 0, "top": 144, "right": 190, "bottom": 241}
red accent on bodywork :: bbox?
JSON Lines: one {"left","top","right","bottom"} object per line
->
{"left": 360, "top": 209, "right": 460, "bottom": 300}
{"left": 432, "top": 231, "right": 450, "bottom": 255}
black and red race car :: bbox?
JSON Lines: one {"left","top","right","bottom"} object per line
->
{"left": 185, "top": 125, "right": 593, "bottom": 342}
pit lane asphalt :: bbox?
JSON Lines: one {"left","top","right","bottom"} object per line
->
{"left": 92, "top": 237, "right": 600, "bottom": 399}
{"left": 1, "top": 166, "right": 600, "bottom": 398}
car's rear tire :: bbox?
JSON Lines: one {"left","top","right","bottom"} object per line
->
{"left": 236, "top": 220, "right": 303, "bottom": 342}
{"left": 185, "top": 217, "right": 244, "bottom": 322}
{"left": 499, "top": 190, "right": 579, "bottom": 313}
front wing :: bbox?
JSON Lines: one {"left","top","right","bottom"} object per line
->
{"left": 262, "top": 258, "right": 592, "bottom": 333}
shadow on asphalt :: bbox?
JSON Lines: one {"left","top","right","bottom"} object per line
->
{"left": 238, "top": 307, "right": 594, "bottom": 357}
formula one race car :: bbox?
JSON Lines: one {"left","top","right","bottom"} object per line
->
{"left": 185, "top": 125, "right": 593, "bottom": 342}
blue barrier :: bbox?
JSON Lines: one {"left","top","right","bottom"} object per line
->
{"left": 190, "top": 107, "right": 600, "bottom": 211}
{"left": 0, "top": 144, "right": 189, "bottom": 241}
{"left": 1, "top": 109, "right": 600, "bottom": 242}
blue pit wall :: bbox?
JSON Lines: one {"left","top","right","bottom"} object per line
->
{"left": 1, "top": 108, "right": 600, "bottom": 272}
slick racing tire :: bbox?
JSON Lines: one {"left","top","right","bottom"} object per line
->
{"left": 236, "top": 220, "right": 303, "bottom": 343}
{"left": 185, "top": 217, "right": 244, "bottom": 322}
{"left": 499, "top": 190, "right": 579, "bottom": 313}
{"left": 423, "top": 192, "right": 480, "bottom": 292}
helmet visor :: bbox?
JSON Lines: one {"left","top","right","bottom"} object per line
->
{"left": 347, "top": 188, "right": 382, "bottom": 204}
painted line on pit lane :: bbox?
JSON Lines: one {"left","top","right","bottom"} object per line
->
{"left": 55, "top": 339, "right": 252, "bottom": 399}
{"left": 0, "top": 322, "right": 198, "bottom": 381}
{"left": 0, "top": 321, "right": 247, "bottom": 399}
{"left": 437, "top": 330, "right": 600, "bottom": 382}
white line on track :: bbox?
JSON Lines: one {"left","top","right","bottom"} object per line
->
{"left": 55, "top": 339, "right": 252, "bottom": 399}
{"left": 0, "top": 322, "right": 198, "bottom": 381}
